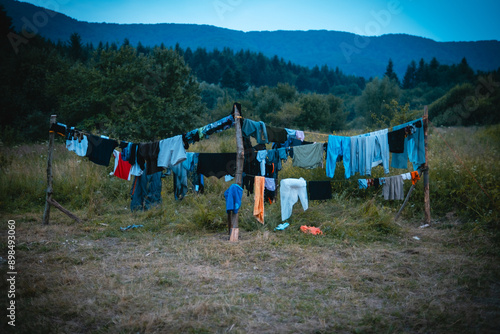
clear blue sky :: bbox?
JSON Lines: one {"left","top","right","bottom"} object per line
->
{"left": 20, "top": 0, "right": 500, "bottom": 42}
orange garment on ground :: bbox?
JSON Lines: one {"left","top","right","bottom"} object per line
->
{"left": 253, "top": 176, "right": 265, "bottom": 224}
{"left": 411, "top": 171, "right": 420, "bottom": 185}
{"left": 300, "top": 225, "right": 323, "bottom": 235}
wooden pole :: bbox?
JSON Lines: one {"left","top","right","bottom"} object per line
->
{"left": 43, "top": 115, "right": 82, "bottom": 224}
{"left": 423, "top": 106, "right": 431, "bottom": 225}
{"left": 230, "top": 103, "right": 244, "bottom": 242}
{"left": 42, "top": 115, "right": 57, "bottom": 225}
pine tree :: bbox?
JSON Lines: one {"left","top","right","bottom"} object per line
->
{"left": 68, "top": 32, "right": 84, "bottom": 61}
{"left": 384, "top": 58, "right": 400, "bottom": 85}
{"left": 402, "top": 60, "right": 417, "bottom": 89}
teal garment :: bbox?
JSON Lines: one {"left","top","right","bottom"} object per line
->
{"left": 292, "top": 142, "right": 324, "bottom": 169}
{"left": 326, "top": 135, "right": 351, "bottom": 179}
{"left": 358, "top": 179, "right": 368, "bottom": 189}
{"left": 275, "top": 222, "right": 290, "bottom": 231}
{"left": 350, "top": 129, "right": 389, "bottom": 176}
{"left": 171, "top": 152, "right": 197, "bottom": 200}
{"left": 242, "top": 119, "right": 268, "bottom": 144}
{"left": 224, "top": 184, "right": 243, "bottom": 214}
{"left": 391, "top": 119, "right": 425, "bottom": 170}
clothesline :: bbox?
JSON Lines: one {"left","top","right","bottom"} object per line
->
{"left": 54, "top": 113, "right": 421, "bottom": 156}
{"left": 57, "top": 111, "right": 425, "bottom": 183}
{"left": 50, "top": 111, "right": 429, "bottom": 223}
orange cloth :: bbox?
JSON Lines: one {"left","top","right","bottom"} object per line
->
{"left": 253, "top": 176, "right": 265, "bottom": 224}
{"left": 300, "top": 225, "right": 323, "bottom": 235}
{"left": 411, "top": 171, "right": 420, "bottom": 185}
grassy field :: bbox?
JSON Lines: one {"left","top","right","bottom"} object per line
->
{"left": 0, "top": 125, "right": 499, "bottom": 333}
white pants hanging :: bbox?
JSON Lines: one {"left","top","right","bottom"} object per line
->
{"left": 280, "top": 178, "right": 308, "bottom": 221}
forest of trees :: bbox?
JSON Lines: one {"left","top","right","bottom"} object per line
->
{"left": 1, "top": 5, "right": 499, "bottom": 144}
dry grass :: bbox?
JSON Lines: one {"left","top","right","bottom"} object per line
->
{"left": 1, "top": 126, "right": 499, "bottom": 333}
{"left": 0, "top": 211, "right": 499, "bottom": 333}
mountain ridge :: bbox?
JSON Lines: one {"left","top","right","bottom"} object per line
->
{"left": 3, "top": 0, "right": 500, "bottom": 78}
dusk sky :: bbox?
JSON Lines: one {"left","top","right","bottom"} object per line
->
{"left": 19, "top": 0, "right": 500, "bottom": 42}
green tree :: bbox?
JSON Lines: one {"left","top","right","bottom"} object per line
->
{"left": 355, "top": 76, "right": 401, "bottom": 127}
{"left": 266, "top": 101, "right": 301, "bottom": 129}
{"left": 326, "top": 94, "right": 347, "bottom": 130}
{"left": 402, "top": 60, "right": 417, "bottom": 89}
{"left": 49, "top": 45, "right": 202, "bottom": 141}
{"left": 384, "top": 58, "right": 400, "bottom": 86}
{"left": 68, "top": 32, "right": 84, "bottom": 61}
{"left": 274, "top": 82, "right": 297, "bottom": 103}
{"left": 0, "top": 4, "right": 14, "bottom": 50}
{"left": 297, "top": 94, "right": 331, "bottom": 131}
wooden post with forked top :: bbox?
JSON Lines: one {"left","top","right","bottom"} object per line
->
{"left": 42, "top": 115, "right": 57, "bottom": 225}
{"left": 42, "top": 115, "right": 82, "bottom": 224}
{"left": 395, "top": 106, "right": 431, "bottom": 222}
{"left": 229, "top": 103, "right": 244, "bottom": 242}
{"left": 423, "top": 106, "right": 431, "bottom": 224}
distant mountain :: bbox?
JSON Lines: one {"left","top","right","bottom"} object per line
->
{"left": 3, "top": 0, "right": 500, "bottom": 78}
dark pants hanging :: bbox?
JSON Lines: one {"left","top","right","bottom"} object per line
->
{"left": 130, "top": 168, "right": 162, "bottom": 211}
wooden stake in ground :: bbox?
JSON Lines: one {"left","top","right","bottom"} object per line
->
{"left": 423, "top": 106, "right": 431, "bottom": 224}
{"left": 42, "top": 115, "right": 82, "bottom": 224}
{"left": 230, "top": 103, "right": 244, "bottom": 242}
{"left": 42, "top": 115, "right": 57, "bottom": 225}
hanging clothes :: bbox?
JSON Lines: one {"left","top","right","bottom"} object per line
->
{"left": 280, "top": 178, "right": 308, "bottom": 221}
{"left": 308, "top": 181, "right": 332, "bottom": 201}
{"left": 264, "top": 178, "right": 276, "bottom": 191}
{"left": 125, "top": 143, "right": 144, "bottom": 177}
{"left": 383, "top": 175, "right": 404, "bottom": 200}
{"left": 388, "top": 127, "right": 406, "bottom": 153}
{"left": 157, "top": 135, "right": 187, "bottom": 169}
{"left": 242, "top": 138, "right": 262, "bottom": 195}
{"left": 391, "top": 119, "right": 425, "bottom": 171}
{"left": 242, "top": 119, "right": 268, "bottom": 144}
{"left": 197, "top": 153, "right": 236, "bottom": 178}
{"left": 224, "top": 184, "right": 243, "bottom": 214}
{"left": 66, "top": 132, "right": 89, "bottom": 157}
{"left": 130, "top": 167, "right": 162, "bottom": 211}
{"left": 350, "top": 129, "right": 389, "bottom": 176}
{"left": 112, "top": 150, "right": 132, "bottom": 181}
{"left": 86, "top": 134, "right": 118, "bottom": 167}
{"left": 50, "top": 122, "right": 67, "bottom": 137}
{"left": 256, "top": 150, "right": 267, "bottom": 176}
{"left": 201, "top": 115, "right": 234, "bottom": 138}
{"left": 264, "top": 177, "right": 276, "bottom": 204}
{"left": 265, "top": 148, "right": 288, "bottom": 174}
{"left": 278, "top": 147, "right": 288, "bottom": 167}
{"left": 326, "top": 135, "right": 351, "bottom": 179}
{"left": 411, "top": 170, "right": 420, "bottom": 185}
{"left": 253, "top": 176, "right": 265, "bottom": 224}
{"left": 285, "top": 128, "right": 297, "bottom": 138}
{"left": 292, "top": 142, "right": 324, "bottom": 169}
{"left": 266, "top": 125, "right": 288, "bottom": 143}
{"left": 295, "top": 130, "right": 305, "bottom": 141}
{"left": 358, "top": 179, "right": 368, "bottom": 189}
{"left": 171, "top": 152, "right": 197, "bottom": 200}
{"left": 138, "top": 142, "right": 164, "bottom": 175}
